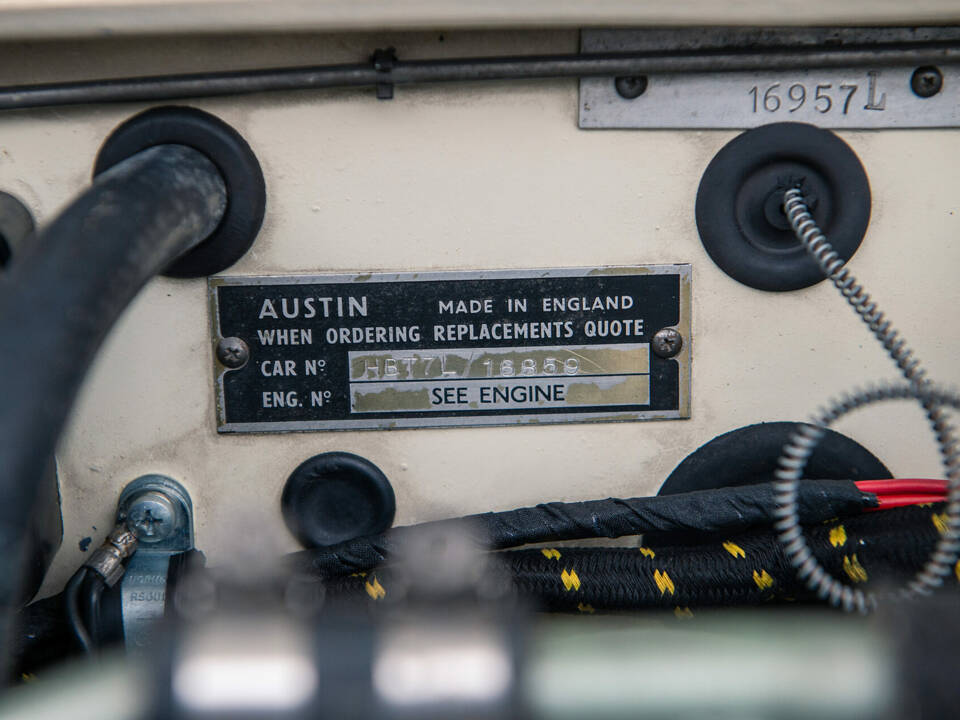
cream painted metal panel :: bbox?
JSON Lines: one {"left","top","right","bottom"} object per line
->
{"left": 0, "top": 0, "right": 957, "bottom": 39}
{"left": 0, "top": 31, "right": 954, "bottom": 597}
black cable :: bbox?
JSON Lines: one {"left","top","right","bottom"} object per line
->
{"left": 0, "top": 144, "right": 225, "bottom": 667}
{"left": 291, "top": 479, "right": 874, "bottom": 579}
{"left": 64, "top": 569, "right": 93, "bottom": 654}
{"left": 329, "top": 504, "right": 951, "bottom": 612}
{"left": 79, "top": 574, "right": 106, "bottom": 649}
{"left": 0, "top": 42, "right": 958, "bottom": 110}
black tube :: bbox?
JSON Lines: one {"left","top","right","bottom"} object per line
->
{"left": 291, "top": 479, "right": 873, "bottom": 579}
{"left": 0, "top": 42, "right": 958, "bottom": 110}
{"left": 0, "top": 144, "right": 225, "bottom": 625}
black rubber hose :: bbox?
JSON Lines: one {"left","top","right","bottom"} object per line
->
{"left": 291, "top": 479, "right": 874, "bottom": 579}
{"left": 0, "top": 144, "right": 225, "bottom": 619}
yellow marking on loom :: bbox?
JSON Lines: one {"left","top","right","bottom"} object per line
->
{"left": 722, "top": 541, "right": 746, "bottom": 558}
{"left": 752, "top": 569, "right": 775, "bottom": 590}
{"left": 541, "top": 548, "right": 561, "bottom": 560}
{"left": 843, "top": 555, "right": 869, "bottom": 583}
{"left": 654, "top": 569, "right": 675, "bottom": 596}
{"left": 933, "top": 512, "right": 949, "bottom": 536}
{"left": 639, "top": 547, "right": 656, "bottom": 558}
{"left": 365, "top": 577, "right": 386, "bottom": 600}
{"left": 577, "top": 603, "right": 595, "bottom": 614}
{"left": 829, "top": 525, "right": 847, "bottom": 548}
{"left": 561, "top": 569, "right": 581, "bottom": 592}
{"left": 674, "top": 606, "right": 694, "bottom": 619}
{"left": 349, "top": 572, "right": 367, "bottom": 578}
{"left": 955, "top": 559, "right": 960, "bottom": 583}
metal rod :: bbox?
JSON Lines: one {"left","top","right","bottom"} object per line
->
{"left": 0, "top": 42, "right": 958, "bottom": 110}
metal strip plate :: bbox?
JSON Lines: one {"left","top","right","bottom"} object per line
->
{"left": 210, "top": 265, "right": 691, "bottom": 432}
{"left": 580, "top": 27, "right": 960, "bottom": 129}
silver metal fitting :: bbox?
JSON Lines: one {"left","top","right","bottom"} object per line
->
{"left": 118, "top": 475, "right": 194, "bottom": 552}
{"left": 116, "top": 475, "right": 195, "bottom": 651}
{"left": 126, "top": 490, "right": 178, "bottom": 543}
{"left": 84, "top": 524, "right": 139, "bottom": 587}
{"left": 652, "top": 327, "right": 683, "bottom": 359}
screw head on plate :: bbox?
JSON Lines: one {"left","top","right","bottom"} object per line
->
{"left": 910, "top": 66, "right": 943, "bottom": 98}
{"left": 216, "top": 336, "right": 249, "bottom": 368}
{"left": 652, "top": 328, "right": 683, "bottom": 358}
{"left": 126, "top": 491, "right": 177, "bottom": 543}
{"left": 614, "top": 75, "right": 648, "bottom": 99}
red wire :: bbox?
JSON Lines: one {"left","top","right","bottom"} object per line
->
{"left": 872, "top": 494, "right": 946, "bottom": 510}
{"left": 855, "top": 479, "right": 948, "bottom": 496}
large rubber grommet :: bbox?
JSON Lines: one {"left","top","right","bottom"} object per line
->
{"left": 282, "top": 452, "right": 396, "bottom": 549}
{"left": 695, "top": 122, "right": 870, "bottom": 292}
{"left": 94, "top": 106, "right": 265, "bottom": 278}
{"left": 658, "top": 422, "right": 891, "bottom": 497}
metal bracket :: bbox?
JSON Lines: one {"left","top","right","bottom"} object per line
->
{"left": 116, "top": 475, "right": 194, "bottom": 651}
{"left": 372, "top": 47, "right": 397, "bottom": 100}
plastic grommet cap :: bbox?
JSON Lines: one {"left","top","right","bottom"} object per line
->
{"left": 94, "top": 106, "right": 266, "bottom": 278}
{"left": 695, "top": 122, "right": 870, "bottom": 292}
{"left": 282, "top": 452, "right": 396, "bottom": 549}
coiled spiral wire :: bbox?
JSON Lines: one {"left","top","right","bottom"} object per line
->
{"left": 774, "top": 188, "right": 960, "bottom": 612}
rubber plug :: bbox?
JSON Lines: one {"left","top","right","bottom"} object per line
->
{"left": 94, "top": 106, "right": 266, "bottom": 278}
{"left": 659, "top": 422, "right": 891, "bottom": 496}
{"left": 695, "top": 122, "right": 870, "bottom": 292}
{"left": 282, "top": 452, "right": 396, "bottom": 548}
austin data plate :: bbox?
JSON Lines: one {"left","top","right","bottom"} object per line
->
{"left": 210, "top": 266, "right": 691, "bottom": 432}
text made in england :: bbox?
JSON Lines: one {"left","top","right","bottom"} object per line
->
{"left": 438, "top": 295, "right": 635, "bottom": 314}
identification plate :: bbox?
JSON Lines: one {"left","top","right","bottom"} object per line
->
{"left": 210, "top": 266, "right": 690, "bottom": 432}
{"left": 580, "top": 28, "right": 960, "bottom": 129}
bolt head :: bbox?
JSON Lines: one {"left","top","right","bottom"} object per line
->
{"left": 614, "top": 75, "right": 648, "bottom": 100}
{"left": 652, "top": 328, "right": 683, "bottom": 358}
{"left": 216, "top": 336, "right": 249, "bottom": 368}
{"left": 126, "top": 491, "right": 177, "bottom": 543}
{"left": 911, "top": 66, "right": 943, "bottom": 98}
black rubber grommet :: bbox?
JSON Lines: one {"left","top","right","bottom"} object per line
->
{"left": 695, "top": 123, "right": 871, "bottom": 292}
{"left": 282, "top": 452, "right": 396, "bottom": 549}
{"left": 658, "top": 422, "right": 892, "bottom": 497}
{"left": 93, "top": 106, "right": 265, "bottom": 278}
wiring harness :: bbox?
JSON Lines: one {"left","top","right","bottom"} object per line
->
{"left": 293, "top": 478, "right": 950, "bottom": 581}
{"left": 329, "top": 502, "right": 953, "bottom": 612}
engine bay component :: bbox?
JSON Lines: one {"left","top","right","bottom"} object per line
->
{"left": 695, "top": 122, "right": 870, "bottom": 291}
{"left": 1, "top": 11, "right": 959, "bottom": 716}
{"left": 115, "top": 476, "right": 194, "bottom": 651}
{"left": 211, "top": 265, "right": 690, "bottom": 431}
{"left": 94, "top": 106, "right": 266, "bottom": 277}
{"left": 659, "top": 422, "right": 892, "bottom": 496}
{"left": 282, "top": 452, "right": 396, "bottom": 548}
{"left": 579, "top": 27, "right": 960, "bottom": 129}
{"left": 0, "top": 142, "right": 226, "bottom": 620}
